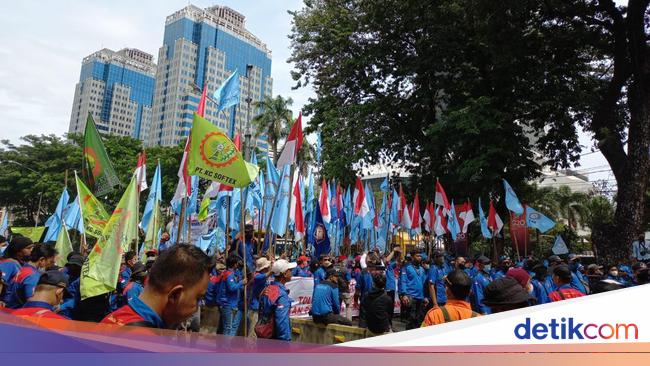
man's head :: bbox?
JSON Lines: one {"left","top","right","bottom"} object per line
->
{"left": 506, "top": 267, "right": 531, "bottom": 292}
{"left": 325, "top": 268, "right": 339, "bottom": 282}
{"left": 410, "top": 250, "right": 422, "bottom": 265}
{"left": 65, "top": 253, "right": 85, "bottom": 278}
{"left": 586, "top": 263, "right": 604, "bottom": 276}
{"left": 32, "top": 270, "right": 69, "bottom": 306}
{"left": 482, "top": 276, "right": 533, "bottom": 313}
{"left": 161, "top": 232, "right": 170, "bottom": 242}
{"left": 255, "top": 257, "right": 271, "bottom": 273}
{"left": 297, "top": 255, "right": 310, "bottom": 267}
{"left": 271, "top": 259, "right": 297, "bottom": 283}
{"left": 226, "top": 254, "right": 242, "bottom": 270}
{"left": 636, "top": 268, "right": 650, "bottom": 285}
{"left": 29, "top": 244, "right": 57, "bottom": 270}
{"left": 455, "top": 256, "right": 466, "bottom": 270}
{"left": 433, "top": 250, "right": 445, "bottom": 266}
{"left": 477, "top": 255, "right": 491, "bottom": 272}
{"left": 499, "top": 255, "right": 512, "bottom": 269}
{"left": 532, "top": 264, "right": 548, "bottom": 279}
{"left": 244, "top": 224, "right": 254, "bottom": 241}
{"left": 124, "top": 251, "right": 138, "bottom": 269}
{"left": 130, "top": 262, "right": 148, "bottom": 283}
{"left": 5, "top": 236, "right": 34, "bottom": 261}
{"left": 444, "top": 269, "right": 472, "bottom": 301}
{"left": 632, "top": 262, "right": 647, "bottom": 278}
{"left": 145, "top": 244, "right": 211, "bottom": 327}
{"left": 552, "top": 265, "right": 573, "bottom": 286}
{"left": 372, "top": 272, "right": 386, "bottom": 290}
{"left": 319, "top": 254, "right": 332, "bottom": 268}
{"left": 547, "top": 255, "right": 563, "bottom": 266}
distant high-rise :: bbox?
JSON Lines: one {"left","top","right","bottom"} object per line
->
{"left": 148, "top": 5, "right": 273, "bottom": 149}
{"left": 68, "top": 48, "right": 156, "bottom": 141}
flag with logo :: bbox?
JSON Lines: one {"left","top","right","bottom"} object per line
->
{"left": 503, "top": 179, "right": 524, "bottom": 215}
{"left": 187, "top": 113, "right": 259, "bottom": 187}
{"left": 213, "top": 69, "right": 240, "bottom": 113}
{"left": 82, "top": 113, "right": 120, "bottom": 196}
{"left": 80, "top": 176, "right": 139, "bottom": 300}
{"left": 478, "top": 198, "right": 492, "bottom": 239}
{"left": 75, "top": 173, "right": 110, "bottom": 239}
{"left": 525, "top": 205, "right": 556, "bottom": 233}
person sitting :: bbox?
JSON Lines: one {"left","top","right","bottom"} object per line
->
{"left": 422, "top": 270, "right": 480, "bottom": 326}
{"left": 311, "top": 268, "right": 352, "bottom": 326}
{"left": 101, "top": 244, "right": 211, "bottom": 329}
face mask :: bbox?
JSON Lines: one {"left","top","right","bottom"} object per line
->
{"left": 610, "top": 271, "right": 618, "bottom": 277}
{"left": 483, "top": 264, "right": 492, "bottom": 272}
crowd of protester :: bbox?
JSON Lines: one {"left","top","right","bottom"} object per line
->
{"left": 0, "top": 227, "right": 648, "bottom": 342}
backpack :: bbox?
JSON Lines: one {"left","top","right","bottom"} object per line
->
{"left": 255, "top": 284, "right": 280, "bottom": 338}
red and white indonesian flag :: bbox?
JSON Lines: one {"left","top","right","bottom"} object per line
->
{"left": 290, "top": 178, "right": 305, "bottom": 241}
{"left": 353, "top": 177, "right": 370, "bottom": 217}
{"left": 459, "top": 201, "right": 475, "bottom": 234}
{"left": 434, "top": 206, "right": 447, "bottom": 236}
{"left": 423, "top": 202, "right": 434, "bottom": 231}
{"left": 435, "top": 180, "right": 451, "bottom": 213}
{"left": 401, "top": 202, "right": 412, "bottom": 229}
{"left": 276, "top": 112, "right": 303, "bottom": 169}
{"left": 134, "top": 151, "right": 147, "bottom": 192}
{"left": 488, "top": 200, "right": 504, "bottom": 234}
{"left": 319, "top": 178, "right": 331, "bottom": 223}
{"left": 411, "top": 191, "right": 422, "bottom": 233}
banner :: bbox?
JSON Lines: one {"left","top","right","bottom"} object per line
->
{"left": 75, "top": 174, "right": 110, "bottom": 239}
{"left": 453, "top": 232, "right": 469, "bottom": 257}
{"left": 508, "top": 211, "right": 529, "bottom": 257}
{"left": 82, "top": 113, "right": 120, "bottom": 196}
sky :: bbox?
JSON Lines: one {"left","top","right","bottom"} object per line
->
{"left": 0, "top": 1, "right": 613, "bottom": 186}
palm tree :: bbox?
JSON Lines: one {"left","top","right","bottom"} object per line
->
{"left": 251, "top": 95, "right": 293, "bottom": 163}
{"left": 296, "top": 141, "right": 316, "bottom": 176}
{"left": 551, "top": 185, "right": 588, "bottom": 229}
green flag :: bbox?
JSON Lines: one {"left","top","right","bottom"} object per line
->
{"left": 140, "top": 199, "right": 162, "bottom": 262}
{"left": 75, "top": 173, "right": 110, "bottom": 239}
{"left": 187, "top": 113, "right": 259, "bottom": 188}
{"left": 80, "top": 176, "right": 139, "bottom": 300}
{"left": 55, "top": 224, "right": 73, "bottom": 267}
{"left": 198, "top": 196, "right": 211, "bottom": 222}
{"left": 82, "top": 113, "right": 120, "bottom": 196}
{"left": 10, "top": 227, "right": 46, "bottom": 242}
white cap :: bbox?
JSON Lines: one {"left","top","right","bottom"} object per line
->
{"left": 271, "top": 259, "right": 297, "bottom": 275}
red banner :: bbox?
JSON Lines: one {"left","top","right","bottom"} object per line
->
{"left": 508, "top": 211, "right": 529, "bottom": 257}
{"left": 453, "top": 232, "right": 469, "bottom": 257}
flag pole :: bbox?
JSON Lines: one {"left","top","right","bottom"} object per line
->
{"left": 283, "top": 164, "right": 296, "bottom": 258}
{"left": 176, "top": 198, "right": 186, "bottom": 245}
{"left": 509, "top": 211, "right": 521, "bottom": 261}
{"left": 74, "top": 171, "right": 89, "bottom": 255}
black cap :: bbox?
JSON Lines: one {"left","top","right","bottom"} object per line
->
{"left": 38, "top": 270, "right": 69, "bottom": 289}
{"left": 482, "top": 277, "right": 533, "bottom": 306}
{"left": 477, "top": 255, "right": 491, "bottom": 265}
{"left": 548, "top": 255, "right": 562, "bottom": 263}
{"left": 5, "top": 236, "right": 34, "bottom": 257}
{"left": 553, "top": 265, "right": 572, "bottom": 283}
{"left": 66, "top": 254, "right": 85, "bottom": 267}
{"left": 325, "top": 268, "right": 339, "bottom": 278}
{"left": 131, "top": 262, "right": 148, "bottom": 277}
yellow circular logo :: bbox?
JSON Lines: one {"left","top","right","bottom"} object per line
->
{"left": 200, "top": 132, "right": 238, "bottom": 168}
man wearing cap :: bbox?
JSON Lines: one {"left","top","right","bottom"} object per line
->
{"left": 313, "top": 255, "right": 332, "bottom": 288}
{"left": 567, "top": 254, "right": 589, "bottom": 294}
{"left": 292, "top": 255, "right": 312, "bottom": 277}
{"left": 548, "top": 265, "right": 586, "bottom": 302}
{"left": 123, "top": 262, "right": 148, "bottom": 305}
{"left": 530, "top": 264, "right": 552, "bottom": 305}
{"left": 0, "top": 236, "right": 34, "bottom": 286}
{"left": 312, "top": 268, "right": 352, "bottom": 326}
{"left": 493, "top": 256, "right": 512, "bottom": 280}
{"left": 470, "top": 255, "right": 493, "bottom": 315}
{"left": 399, "top": 251, "right": 427, "bottom": 330}
{"left": 101, "top": 244, "right": 211, "bottom": 329}
{"left": 11, "top": 270, "right": 69, "bottom": 320}
{"left": 205, "top": 260, "right": 226, "bottom": 334}
{"left": 482, "top": 276, "right": 534, "bottom": 313}
{"left": 246, "top": 257, "right": 272, "bottom": 338}
{"left": 5, "top": 243, "right": 58, "bottom": 309}
{"left": 422, "top": 270, "right": 480, "bottom": 326}
{"left": 427, "top": 250, "right": 451, "bottom": 309}
{"left": 117, "top": 251, "right": 138, "bottom": 304}
{"left": 258, "top": 259, "right": 296, "bottom": 341}
{"left": 59, "top": 253, "right": 84, "bottom": 319}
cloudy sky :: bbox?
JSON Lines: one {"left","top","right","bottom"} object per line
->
{"left": 0, "top": 1, "right": 612, "bottom": 185}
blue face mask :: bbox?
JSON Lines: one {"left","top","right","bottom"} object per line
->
{"left": 483, "top": 264, "right": 492, "bottom": 272}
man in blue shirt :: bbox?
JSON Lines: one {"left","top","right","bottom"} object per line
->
{"left": 244, "top": 257, "right": 271, "bottom": 338}
{"left": 312, "top": 268, "right": 352, "bottom": 326}
{"left": 0, "top": 236, "right": 34, "bottom": 286}
{"left": 399, "top": 251, "right": 427, "bottom": 330}
{"left": 220, "top": 255, "right": 246, "bottom": 336}
{"left": 383, "top": 245, "right": 401, "bottom": 302}
{"left": 313, "top": 255, "right": 332, "bottom": 287}
{"left": 292, "top": 255, "right": 312, "bottom": 277}
{"left": 5, "top": 243, "right": 57, "bottom": 309}
{"left": 428, "top": 250, "right": 451, "bottom": 308}
{"left": 530, "top": 264, "right": 552, "bottom": 304}
{"left": 258, "top": 259, "right": 295, "bottom": 341}
{"left": 470, "top": 255, "right": 493, "bottom": 314}
{"left": 567, "top": 254, "right": 589, "bottom": 294}
{"left": 493, "top": 256, "right": 512, "bottom": 280}
{"left": 59, "top": 253, "right": 84, "bottom": 319}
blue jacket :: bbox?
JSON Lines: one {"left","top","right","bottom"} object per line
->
{"left": 492, "top": 269, "right": 507, "bottom": 280}
{"left": 471, "top": 271, "right": 492, "bottom": 314}
{"left": 0, "top": 258, "right": 21, "bottom": 283}
{"left": 259, "top": 281, "right": 292, "bottom": 341}
{"left": 312, "top": 280, "right": 340, "bottom": 316}
{"left": 427, "top": 263, "right": 451, "bottom": 305}
{"left": 205, "top": 268, "right": 221, "bottom": 306}
{"left": 118, "top": 266, "right": 131, "bottom": 293}
{"left": 5, "top": 263, "right": 40, "bottom": 309}
{"left": 313, "top": 266, "right": 326, "bottom": 287}
{"left": 385, "top": 261, "right": 398, "bottom": 292}
{"left": 249, "top": 272, "right": 269, "bottom": 311}
{"left": 544, "top": 274, "right": 558, "bottom": 292}
{"left": 292, "top": 265, "right": 312, "bottom": 277}
{"left": 233, "top": 239, "right": 255, "bottom": 272}
{"left": 398, "top": 263, "right": 425, "bottom": 300}
{"left": 355, "top": 269, "right": 374, "bottom": 300}
{"left": 59, "top": 277, "right": 80, "bottom": 319}
{"left": 123, "top": 281, "right": 144, "bottom": 304}
{"left": 220, "top": 269, "right": 243, "bottom": 308}
{"left": 531, "top": 277, "right": 551, "bottom": 304}
{"left": 571, "top": 271, "right": 588, "bottom": 294}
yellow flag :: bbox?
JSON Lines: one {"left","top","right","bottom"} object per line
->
{"left": 80, "top": 176, "right": 139, "bottom": 300}
{"left": 55, "top": 224, "right": 73, "bottom": 267}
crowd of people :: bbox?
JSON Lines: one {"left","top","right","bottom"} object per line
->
{"left": 0, "top": 228, "right": 648, "bottom": 342}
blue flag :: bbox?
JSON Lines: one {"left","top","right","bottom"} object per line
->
{"left": 264, "top": 156, "right": 280, "bottom": 227}
{"left": 362, "top": 183, "right": 375, "bottom": 230}
{"left": 197, "top": 229, "right": 219, "bottom": 256}
{"left": 270, "top": 165, "right": 291, "bottom": 236}
{"left": 141, "top": 162, "right": 162, "bottom": 232}
{"left": 525, "top": 206, "right": 556, "bottom": 233}
{"left": 213, "top": 69, "right": 240, "bottom": 113}
{"left": 64, "top": 196, "right": 83, "bottom": 233}
{"left": 306, "top": 170, "right": 315, "bottom": 214}
{"left": 43, "top": 188, "right": 70, "bottom": 242}
{"left": 0, "top": 211, "right": 8, "bottom": 236}
{"left": 552, "top": 235, "right": 569, "bottom": 255}
{"left": 478, "top": 198, "right": 492, "bottom": 239}
{"left": 229, "top": 188, "right": 241, "bottom": 234}
{"left": 390, "top": 189, "right": 399, "bottom": 234}
{"left": 377, "top": 191, "right": 388, "bottom": 252}
{"left": 380, "top": 177, "right": 390, "bottom": 192}
{"left": 186, "top": 176, "right": 200, "bottom": 216}
{"left": 313, "top": 201, "right": 331, "bottom": 257}
{"left": 316, "top": 132, "right": 322, "bottom": 163}
{"left": 447, "top": 200, "right": 461, "bottom": 241}
{"left": 503, "top": 179, "right": 524, "bottom": 215}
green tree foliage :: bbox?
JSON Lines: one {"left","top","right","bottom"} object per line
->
{"left": 251, "top": 95, "right": 293, "bottom": 162}
{"left": 289, "top": 0, "right": 650, "bottom": 262}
